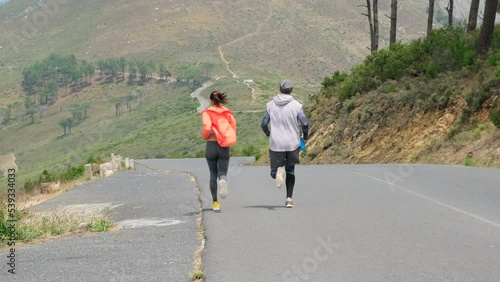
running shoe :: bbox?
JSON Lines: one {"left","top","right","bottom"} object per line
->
{"left": 219, "top": 179, "right": 228, "bottom": 199}
{"left": 275, "top": 167, "right": 285, "bottom": 188}
{"left": 212, "top": 201, "right": 220, "bottom": 211}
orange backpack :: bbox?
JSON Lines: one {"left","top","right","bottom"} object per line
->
{"left": 212, "top": 111, "right": 236, "bottom": 147}
{"left": 202, "top": 108, "right": 237, "bottom": 147}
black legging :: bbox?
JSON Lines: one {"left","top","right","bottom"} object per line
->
{"left": 271, "top": 164, "right": 296, "bottom": 198}
{"left": 205, "top": 141, "right": 230, "bottom": 202}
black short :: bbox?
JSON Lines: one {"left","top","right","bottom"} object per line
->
{"left": 269, "top": 147, "right": 300, "bottom": 169}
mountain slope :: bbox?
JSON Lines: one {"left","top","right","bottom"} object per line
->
{"left": 1, "top": 0, "right": 436, "bottom": 101}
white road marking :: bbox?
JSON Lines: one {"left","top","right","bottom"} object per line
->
{"left": 335, "top": 167, "right": 500, "bottom": 229}
{"left": 117, "top": 218, "right": 183, "bottom": 229}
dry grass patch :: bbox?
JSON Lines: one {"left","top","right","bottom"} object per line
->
{"left": 0, "top": 207, "right": 115, "bottom": 247}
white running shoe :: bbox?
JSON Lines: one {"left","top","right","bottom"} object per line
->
{"left": 219, "top": 179, "right": 228, "bottom": 199}
{"left": 275, "top": 167, "right": 285, "bottom": 188}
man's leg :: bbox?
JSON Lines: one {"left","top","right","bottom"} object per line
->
{"left": 284, "top": 148, "right": 300, "bottom": 208}
{"left": 285, "top": 164, "right": 296, "bottom": 199}
{"left": 269, "top": 150, "right": 286, "bottom": 188}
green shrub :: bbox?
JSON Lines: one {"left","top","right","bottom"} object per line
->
{"left": 464, "top": 156, "right": 475, "bottom": 166}
{"left": 0, "top": 208, "right": 8, "bottom": 244}
{"left": 39, "top": 169, "right": 57, "bottom": 183}
{"left": 86, "top": 155, "right": 103, "bottom": 164}
{"left": 342, "top": 99, "right": 357, "bottom": 113}
{"left": 447, "top": 120, "right": 464, "bottom": 139}
{"left": 338, "top": 78, "right": 357, "bottom": 101}
{"left": 425, "top": 63, "right": 438, "bottom": 79}
{"left": 337, "top": 66, "right": 376, "bottom": 101}
{"left": 448, "top": 31, "right": 477, "bottom": 67}
{"left": 488, "top": 53, "right": 500, "bottom": 66}
{"left": 23, "top": 179, "right": 36, "bottom": 192}
{"left": 87, "top": 218, "right": 114, "bottom": 232}
{"left": 473, "top": 128, "right": 481, "bottom": 139}
{"left": 318, "top": 26, "right": 494, "bottom": 110}
{"left": 307, "top": 146, "right": 322, "bottom": 159}
{"left": 465, "top": 89, "right": 491, "bottom": 111}
{"left": 383, "top": 84, "right": 396, "bottom": 94}
{"left": 191, "top": 270, "right": 205, "bottom": 280}
{"left": 241, "top": 144, "right": 262, "bottom": 160}
{"left": 59, "top": 165, "right": 85, "bottom": 181}
{"left": 368, "top": 47, "right": 404, "bottom": 81}
{"left": 490, "top": 108, "right": 500, "bottom": 128}
{"left": 321, "top": 71, "right": 347, "bottom": 88}
{"left": 155, "top": 153, "right": 167, "bottom": 158}
{"left": 195, "top": 150, "right": 205, "bottom": 158}
{"left": 478, "top": 123, "right": 490, "bottom": 131}
{"left": 486, "top": 78, "right": 500, "bottom": 90}
{"left": 492, "top": 28, "right": 500, "bottom": 50}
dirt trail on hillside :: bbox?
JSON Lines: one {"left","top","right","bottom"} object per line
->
{"left": 217, "top": 2, "right": 276, "bottom": 103}
{"left": 0, "top": 153, "right": 18, "bottom": 172}
{"left": 217, "top": 3, "right": 365, "bottom": 103}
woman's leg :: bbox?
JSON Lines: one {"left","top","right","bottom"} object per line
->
{"left": 205, "top": 142, "right": 219, "bottom": 202}
{"left": 217, "top": 146, "right": 230, "bottom": 199}
{"left": 217, "top": 146, "right": 230, "bottom": 180}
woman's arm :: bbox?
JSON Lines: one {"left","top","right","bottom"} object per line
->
{"left": 229, "top": 113, "right": 237, "bottom": 132}
{"left": 201, "top": 111, "right": 213, "bottom": 140}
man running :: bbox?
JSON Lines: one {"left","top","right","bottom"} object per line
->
{"left": 261, "top": 79, "right": 309, "bottom": 208}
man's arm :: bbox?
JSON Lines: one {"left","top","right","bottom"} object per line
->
{"left": 261, "top": 110, "right": 271, "bottom": 137}
{"left": 297, "top": 108, "right": 309, "bottom": 139}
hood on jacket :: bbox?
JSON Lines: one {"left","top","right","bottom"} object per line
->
{"left": 204, "top": 105, "right": 232, "bottom": 114}
{"left": 273, "top": 93, "right": 294, "bottom": 106}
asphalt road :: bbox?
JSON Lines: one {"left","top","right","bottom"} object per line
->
{"left": 1, "top": 166, "right": 200, "bottom": 282}
{"left": 140, "top": 159, "right": 500, "bottom": 282}
{"left": 190, "top": 82, "right": 213, "bottom": 112}
{"left": 2, "top": 159, "right": 500, "bottom": 282}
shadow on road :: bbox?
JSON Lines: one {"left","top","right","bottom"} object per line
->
{"left": 244, "top": 205, "right": 285, "bottom": 210}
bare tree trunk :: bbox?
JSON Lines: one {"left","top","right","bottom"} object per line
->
{"left": 364, "top": 0, "right": 375, "bottom": 52}
{"left": 477, "top": 0, "right": 499, "bottom": 54}
{"left": 373, "top": 0, "right": 379, "bottom": 51}
{"left": 390, "top": 0, "right": 398, "bottom": 44}
{"left": 446, "top": 0, "right": 454, "bottom": 27}
{"left": 362, "top": 0, "right": 379, "bottom": 53}
{"left": 467, "top": 0, "right": 480, "bottom": 32}
{"left": 427, "top": 0, "right": 435, "bottom": 37}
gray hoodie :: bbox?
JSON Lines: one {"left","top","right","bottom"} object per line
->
{"left": 261, "top": 93, "right": 309, "bottom": 152}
